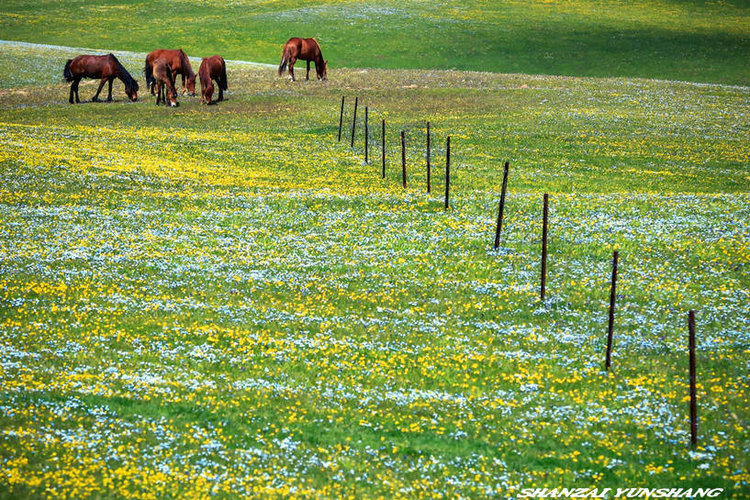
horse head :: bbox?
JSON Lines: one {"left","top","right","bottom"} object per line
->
{"left": 126, "top": 82, "right": 139, "bottom": 101}
{"left": 319, "top": 60, "right": 328, "bottom": 81}
{"left": 167, "top": 86, "right": 179, "bottom": 107}
{"left": 186, "top": 74, "right": 197, "bottom": 96}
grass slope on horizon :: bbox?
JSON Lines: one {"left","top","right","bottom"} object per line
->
{"left": 1, "top": 0, "right": 749, "bottom": 85}
{"left": 1, "top": 46, "right": 749, "bottom": 497}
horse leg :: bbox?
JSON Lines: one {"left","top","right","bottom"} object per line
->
{"left": 69, "top": 81, "right": 76, "bottom": 104}
{"left": 306, "top": 61, "right": 310, "bottom": 81}
{"left": 288, "top": 57, "right": 296, "bottom": 81}
{"left": 74, "top": 78, "right": 81, "bottom": 104}
{"left": 156, "top": 83, "right": 162, "bottom": 105}
{"left": 93, "top": 77, "right": 108, "bottom": 102}
{"left": 216, "top": 79, "right": 223, "bottom": 101}
{"left": 106, "top": 78, "right": 113, "bottom": 102}
{"left": 181, "top": 73, "right": 186, "bottom": 95}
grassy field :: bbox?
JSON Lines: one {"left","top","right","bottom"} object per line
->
{"left": 0, "top": 38, "right": 748, "bottom": 497}
{"left": 1, "top": 0, "right": 750, "bottom": 85}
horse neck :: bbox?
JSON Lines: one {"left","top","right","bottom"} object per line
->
{"left": 179, "top": 50, "right": 194, "bottom": 77}
{"left": 199, "top": 66, "right": 211, "bottom": 86}
{"left": 113, "top": 59, "right": 135, "bottom": 90}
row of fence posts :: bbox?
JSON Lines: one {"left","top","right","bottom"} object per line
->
{"left": 338, "top": 96, "right": 452, "bottom": 210}
{"left": 337, "top": 95, "right": 701, "bottom": 449}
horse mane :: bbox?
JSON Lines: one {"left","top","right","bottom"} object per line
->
{"left": 179, "top": 49, "right": 195, "bottom": 78}
{"left": 110, "top": 54, "right": 139, "bottom": 93}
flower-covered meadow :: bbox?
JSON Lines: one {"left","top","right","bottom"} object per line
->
{"left": 0, "top": 43, "right": 749, "bottom": 497}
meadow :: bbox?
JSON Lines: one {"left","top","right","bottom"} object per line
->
{"left": 1, "top": 0, "right": 749, "bottom": 85}
{"left": 0, "top": 4, "right": 749, "bottom": 499}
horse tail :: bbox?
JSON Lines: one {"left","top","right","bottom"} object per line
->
{"left": 63, "top": 59, "right": 74, "bottom": 82}
{"left": 278, "top": 48, "right": 289, "bottom": 76}
{"left": 219, "top": 57, "right": 228, "bottom": 90}
{"left": 144, "top": 56, "right": 154, "bottom": 89}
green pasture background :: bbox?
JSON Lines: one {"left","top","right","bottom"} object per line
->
{"left": 1, "top": 0, "right": 749, "bottom": 85}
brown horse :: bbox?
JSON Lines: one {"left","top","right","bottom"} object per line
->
{"left": 63, "top": 54, "right": 139, "bottom": 104}
{"left": 278, "top": 38, "right": 327, "bottom": 81}
{"left": 198, "top": 55, "right": 228, "bottom": 105}
{"left": 151, "top": 59, "right": 179, "bottom": 107}
{"left": 144, "top": 49, "right": 196, "bottom": 96}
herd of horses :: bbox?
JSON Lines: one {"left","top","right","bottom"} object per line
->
{"left": 62, "top": 38, "right": 327, "bottom": 106}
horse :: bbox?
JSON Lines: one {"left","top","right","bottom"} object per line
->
{"left": 144, "top": 49, "right": 196, "bottom": 96}
{"left": 278, "top": 38, "right": 327, "bottom": 81}
{"left": 198, "top": 55, "right": 228, "bottom": 104}
{"left": 63, "top": 54, "right": 139, "bottom": 104}
{"left": 151, "top": 59, "right": 179, "bottom": 107}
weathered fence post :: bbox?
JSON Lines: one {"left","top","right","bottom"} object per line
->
{"left": 401, "top": 130, "right": 407, "bottom": 188}
{"left": 605, "top": 250, "right": 619, "bottom": 370}
{"left": 689, "top": 310, "right": 698, "bottom": 448}
{"left": 540, "top": 193, "right": 549, "bottom": 300}
{"left": 382, "top": 119, "right": 386, "bottom": 178}
{"left": 444, "top": 136, "right": 451, "bottom": 210}
{"left": 494, "top": 161, "right": 510, "bottom": 249}
{"left": 364, "top": 106, "right": 369, "bottom": 163}
{"left": 350, "top": 96, "right": 358, "bottom": 148}
{"left": 337, "top": 96, "right": 345, "bottom": 142}
{"left": 426, "top": 121, "right": 431, "bottom": 193}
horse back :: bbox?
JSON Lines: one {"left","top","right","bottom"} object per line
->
{"left": 69, "top": 54, "right": 113, "bottom": 78}
{"left": 148, "top": 49, "right": 189, "bottom": 75}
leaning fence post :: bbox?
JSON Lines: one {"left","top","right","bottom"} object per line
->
{"left": 444, "top": 136, "right": 451, "bottom": 210}
{"left": 688, "top": 310, "right": 698, "bottom": 448}
{"left": 494, "top": 161, "right": 510, "bottom": 249}
{"left": 350, "top": 96, "right": 358, "bottom": 148}
{"left": 382, "top": 119, "right": 386, "bottom": 178}
{"left": 426, "top": 121, "right": 431, "bottom": 193}
{"left": 605, "top": 250, "right": 619, "bottom": 370}
{"left": 401, "top": 130, "right": 407, "bottom": 188}
{"left": 337, "top": 96, "right": 345, "bottom": 142}
{"left": 540, "top": 193, "right": 549, "bottom": 301}
{"left": 364, "top": 106, "right": 369, "bottom": 163}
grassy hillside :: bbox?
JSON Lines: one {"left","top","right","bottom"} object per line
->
{"left": 0, "top": 42, "right": 749, "bottom": 497}
{"left": 1, "top": 0, "right": 749, "bottom": 85}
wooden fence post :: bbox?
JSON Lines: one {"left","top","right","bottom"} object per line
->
{"left": 350, "top": 96, "right": 358, "bottom": 148}
{"left": 401, "top": 130, "right": 407, "bottom": 188}
{"left": 605, "top": 250, "right": 619, "bottom": 370}
{"left": 426, "top": 121, "right": 431, "bottom": 193}
{"left": 444, "top": 136, "right": 451, "bottom": 210}
{"left": 689, "top": 310, "right": 698, "bottom": 448}
{"left": 540, "top": 193, "right": 549, "bottom": 300}
{"left": 382, "top": 119, "right": 386, "bottom": 178}
{"left": 364, "top": 106, "right": 369, "bottom": 163}
{"left": 337, "top": 96, "right": 345, "bottom": 142}
{"left": 494, "top": 161, "right": 510, "bottom": 249}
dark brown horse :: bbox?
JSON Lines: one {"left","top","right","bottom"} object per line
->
{"left": 144, "top": 49, "right": 195, "bottom": 96}
{"left": 278, "top": 38, "right": 327, "bottom": 81}
{"left": 63, "top": 54, "right": 139, "bottom": 104}
{"left": 151, "top": 59, "right": 179, "bottom": 107}
{"left": 198, "top": 55, "right": 228, "bottom": 105}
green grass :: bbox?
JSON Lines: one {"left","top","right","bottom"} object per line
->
{"left": 1, "top": 0, "right": 749, "bottom": 85}
{"left": 0, "top": 15, "right": 749, "bottom": 500}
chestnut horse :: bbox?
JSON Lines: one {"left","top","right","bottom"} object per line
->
{"left": 144, "top": 49, "right": 195, "bottom": 96}
{"left": 278, "top": 38, "right": 327, "bottom": 81}
{"left": 63, "top": 54, "right": 139, "bottom": 104}
{"left": 151, "top": 59, "right": 178, "bottom": 107}
{"left": 198, "top": 55, "right": 228, "bottom": 104}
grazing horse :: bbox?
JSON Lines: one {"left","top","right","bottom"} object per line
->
{"left": 144, "top": 49, "right": 196, "bottom": 96}
{"left": 278, "top": 38, "right": 327, "bottom": 81}
{"left": 63, "top": 54, "right": 139, "bottom": 104}
{"left": 151, "top": 59, "right": 179, "bottom": 107}
{"left": 198, "top": 55, "right": 228, "bottom": 104}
